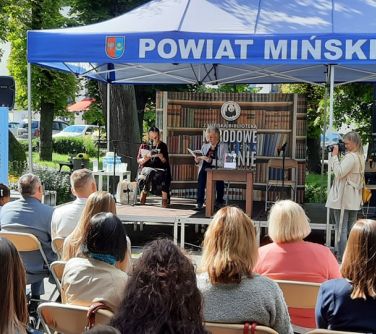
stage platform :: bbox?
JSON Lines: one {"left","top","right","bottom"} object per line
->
{"left": 116, "top": 197, "right": 335, "bottom": 249}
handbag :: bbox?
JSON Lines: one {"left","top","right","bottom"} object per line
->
{"left": 356, "top": 154, "right": 372, "bottom": 204}
{"left": 85, "top": 302, "right": 113, "bottom": 331}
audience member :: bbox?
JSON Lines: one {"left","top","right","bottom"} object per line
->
{"left": 51, "top": 169, "right": 96, "bottom": 241}
{"left": 0, "top": 183, "right": 10, "bottom": 215}
{"left": 197, "top": 206, "right": 293, "bottom": 334}
{"left": 62, "top": 212, "right": 128, "bottom": 311}
{"left": 254, "top": 200, "right": 340, "bottom": 328}
{"left": 86, "top": 325, "right": 120, "bottom": 334}
{"left": 0, "top": 173, "right": 56, "bottom": 301}
{"left": 0, "top": 237, "right": 28, "bottom": 334}
{"left": 316, "top": 219, "right": 376, "bottom": 333}
{"left": 111, "top": 239, "right": 208, "bottom": 334}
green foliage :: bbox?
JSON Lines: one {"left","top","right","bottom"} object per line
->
{"left": 9, "top": 131, "right": 27, "bottom": 176}
{"left": 82, "top": 104, "right": 105, "bottom": 125}
{"left": 32, "top": 165, "right": 72, "bottom": 205}
{"left": 143, "top": 98, "right": 156, "bottom": 133}
{"left": 52, "top": 137, "right": 97, "bottom": 157}
{"left": 192, "top": 84, "right": 260, "bottom": 93}
{"left": 304, "top": 173, "right": 328, "bottom": 203}
{"left": 18, "top": 138, "right": 40, "bottom": 152}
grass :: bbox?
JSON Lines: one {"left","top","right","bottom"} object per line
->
{"left": 306, "top": 172, "right": 328, "bottom": 187}
{"left": 305, "top": 172, "right": 328, "bottom": 203}
{"left": 32, "top": 152, "right": 103, "bottom": 170}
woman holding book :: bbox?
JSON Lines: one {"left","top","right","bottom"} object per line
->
{"left": 137, "top": 126, "right": 171, "bottom": 208}
{"left": 194, "top": 125, "right": 228, "bottom": 210}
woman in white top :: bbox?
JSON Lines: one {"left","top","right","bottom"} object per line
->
{"left": 62, "top": 212, "right": 128, "bottom": 311}
{"left": 325, "top": 131, "right": 364, "bottom": 260}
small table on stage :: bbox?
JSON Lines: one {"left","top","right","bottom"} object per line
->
{"left": 92, "top": 170, "right": 131, "bottom": 194}
{"left": 205, "top": 168, "right": 253, "bottom": 218}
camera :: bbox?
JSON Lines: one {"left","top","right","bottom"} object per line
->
{"left": 327, "top": 139, "right": 346, "bottom": 154}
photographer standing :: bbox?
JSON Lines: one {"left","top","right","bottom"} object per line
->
{"left": 325, "top": 131, "right": 364, "bottom": 261}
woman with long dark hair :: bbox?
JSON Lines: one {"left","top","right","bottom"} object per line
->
{"left": 0, "top": 237, "right": 28, "bottom": 334}
{"left": 111, "top": 239, "right": 208, "bottom": 334}
{"left": 137, "top": 126, "right": 171, "bottom": 208}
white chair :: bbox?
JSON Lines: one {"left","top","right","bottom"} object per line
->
{"left": 50, "top": 261, "right": 67, "bottom": 294}
{"left": 205, "top": 322, "right": 278, "bottom": 334}
{"left": 38, "top": 302, "right": 113, "bottom": 334}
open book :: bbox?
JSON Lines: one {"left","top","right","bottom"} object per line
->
{"left": 187, "top": 148, "right": 203, "bottom": 157}
{"left": 140, "top": 148, "right": 160, "bottom": 158}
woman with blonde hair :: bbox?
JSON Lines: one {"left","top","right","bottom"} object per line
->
{"left": 316, "top": 219, "right": 376, "bottom": 332}
{"left": 0, "top": 237, "right": 28, "bottom": 334}
{"left": 197, "top": 206, "right": 293, "bottom": 334}
{"left": 254, "top": 200, "right": 340, "bottom": 328}
{"left": 326, "top": 131, "right": 364, "bottom": 260}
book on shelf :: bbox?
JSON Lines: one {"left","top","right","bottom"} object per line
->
{"left": 187, "top": 148, "right": 203, "bottom": 157}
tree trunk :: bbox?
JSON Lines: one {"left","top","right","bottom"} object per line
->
{"left": 39, "top": 100, "right": 54, "bottom": 161}
{"left": 307, "top": 137, "right": 321, "bottom": 173}
{"left": 100, "top": 84, "right": 141, "bottom": 179}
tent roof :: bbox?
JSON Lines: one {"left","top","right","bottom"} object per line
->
{"left": 27, "top": 0, "right": 376, "bottom": 85}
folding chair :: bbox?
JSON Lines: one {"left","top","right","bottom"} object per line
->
{"left": 265, "top": 158, "right": 298, "bottom": 211}
{"left": 50, "top": 261, "right": 67, "bottom": 294}
{"left": 205, "top": 322, "right": 278, "bottom": 334}
{"left": 275, "top": 280, "right": 321, "bottom": 334}
{"left": 38, "top": 302, "right": 113, "bottom": 334}
{"left": 52, "top": 237, "right": 65, "bottom": 259}
{"left": 0, "top": 231, "right": 59, "bottom": 301}
{"left": 307, "top": 330, "right": 365, "bottom": 334}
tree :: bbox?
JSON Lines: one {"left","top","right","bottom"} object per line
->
{"left": 281, "top": 83, "right": 373, "bottom": 171}
{"left": 67, "top": 0, "right": 154, "bottom": 176}
{"left": 6, "top": 0, "right": 77, "bottom": 161}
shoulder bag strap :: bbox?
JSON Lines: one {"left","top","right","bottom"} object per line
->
{"left": 85, "top": 302, "right": 112, "bottom": 330}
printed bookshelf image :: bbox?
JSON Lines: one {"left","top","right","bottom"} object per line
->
{"left": 156, "top": 91, "right": 307, "bottom": 203}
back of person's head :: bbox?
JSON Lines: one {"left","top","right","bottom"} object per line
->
{"left": 63, "top": 191, "right": 116, "bottom": 260}
{"left": 82, "top": 212, "right": 128, "bottom": 263}
{"left": 85, "top": 325, "right": 120, "bottom": 334}
{"left": 0, "top": 238, "right": 28, "bottom": 334}
{"left": 268, "top": 200, "right": 311, "bottom": 243}
{"left": 0, "top": 183, "right": 10, "bottom": 206}
{"left": 341, "top": 219, "right": 376, "bottom": 299}
{"left": 70, "top": 168, "right": 96, "bottom": 198}
{"left": 201, "top": 206, "right": 258, "bottom": 284}
{"left": 111, "top": 239, "right": 207, "bottom": 334}
{"left": 18, "top": 173, "right": 41, "bottom": 198}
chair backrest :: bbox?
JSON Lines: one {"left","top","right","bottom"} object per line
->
{"left": 38, "top": 302, "right": 113, "bottom": 334}
{"left": 0, "top": 231, "right": 49, "bottom": 265}
{"left": 266, "top": 158, "right": 298, "bottom": 182}
{"left": 52, "top": 237, "right": 65, "bottom": 259}
{"left": 205, "top": 322, "right": 278, "bottom": 334}
{"left": 50, "top": 261, "right": 67, "bottom": 293}
{"left": 275, "top": 280, "right": 321, "bottom": 309}
{"left": 307, "top": 329, "right": 365, "bottom": 334}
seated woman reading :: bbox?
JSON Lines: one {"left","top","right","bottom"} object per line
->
{"left": 137, "top": 126, "right": 171, "bottom": 208}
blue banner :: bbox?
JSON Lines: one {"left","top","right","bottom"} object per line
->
{"left": 28, "top": 32, "right": 376, "bottom": 65}
{"left": 0, "top": 107, "right": 9, "bottom": 185}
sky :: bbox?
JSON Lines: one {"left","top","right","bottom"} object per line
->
{"left": 0, "top": 42, "right": 10, "bottom": 75}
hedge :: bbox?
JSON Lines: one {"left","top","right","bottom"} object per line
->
{"left": 52, "top": 136, "right": 97, "bottom": 157}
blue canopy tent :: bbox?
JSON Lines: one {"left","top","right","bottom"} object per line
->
{"left": 27, "top": 0, "right": 376, "bottom": 243}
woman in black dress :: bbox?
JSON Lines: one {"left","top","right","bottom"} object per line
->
{"left": 137, "top": 127, "right": 171, "bottom": 208}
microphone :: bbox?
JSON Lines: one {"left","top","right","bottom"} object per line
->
{"left": 277, "top": 142, "right": 287, "bottom": 156}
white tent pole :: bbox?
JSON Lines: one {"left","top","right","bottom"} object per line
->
{"left": 329, "top": 65, "right": 335, "bottom": 130}
{"left": 326, "top": 64, "right": 335, "bottom": 247}
{"left": 27, "top": 62, "right": 33, "bottom": 172}
{"left": 106, "top": 82, "right": 110, "bottom": 151}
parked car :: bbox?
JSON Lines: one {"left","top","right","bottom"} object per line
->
{"left": 8, "top": 122, "right": 20, "bottom": 136}
{"left": 17, "top": 120, "right": 68, "bottom": 138}
{"left": 53, "top": 124, "right": 98, "bottom": 138}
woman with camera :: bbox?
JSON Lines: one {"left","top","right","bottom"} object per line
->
{"left": 325, "top": 131, "right": 364, "bottom": 261}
